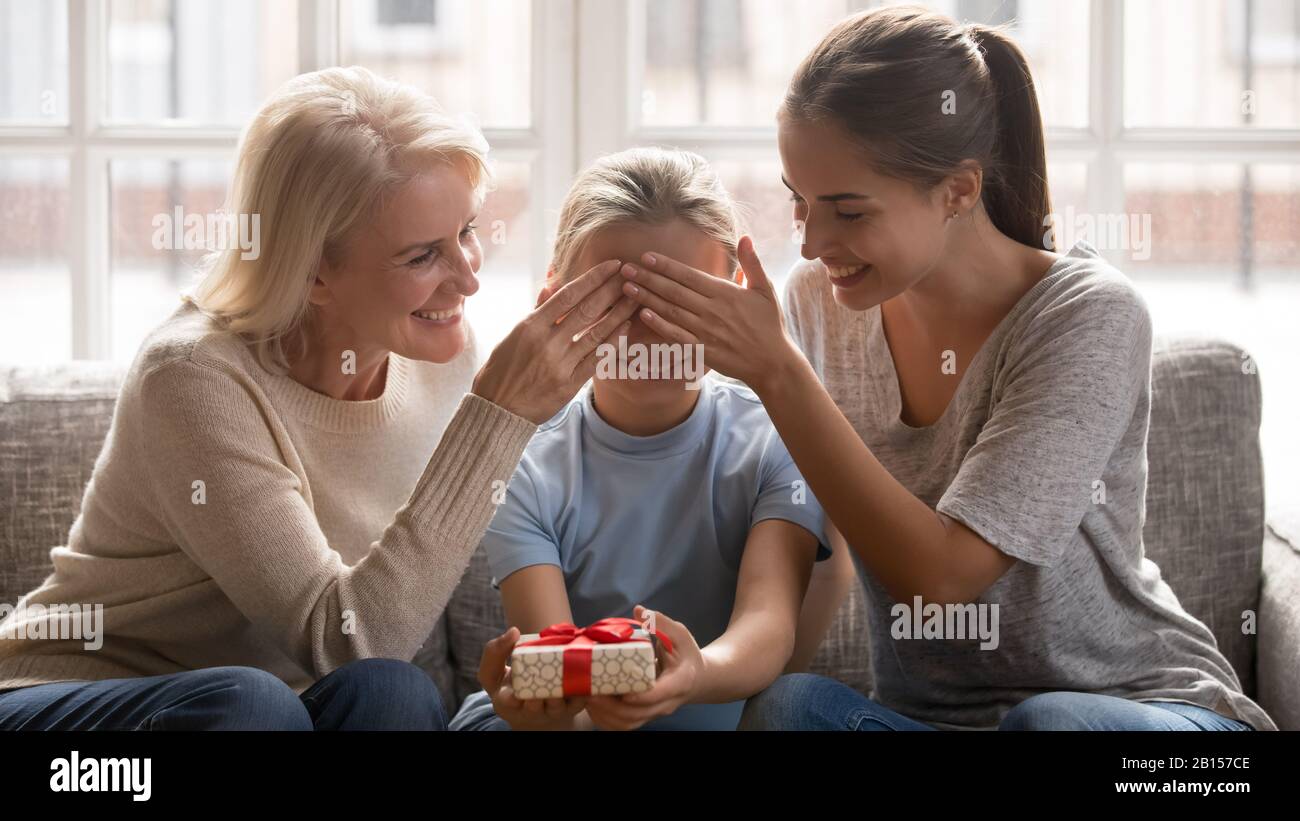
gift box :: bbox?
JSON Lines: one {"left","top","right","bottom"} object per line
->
{"left": 510, "top": 617, "right": 674, "bottom": 700}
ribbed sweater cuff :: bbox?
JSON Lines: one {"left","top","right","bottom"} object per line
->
{"left": 401, "top": 393, "right": 537, "bottom": 536}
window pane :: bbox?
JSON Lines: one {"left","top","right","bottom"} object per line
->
{"left": 1123, "top": 161, "right": 1300, "bottom": 278}
{"left": 109, "top": 158, "right": 230, "bottom": 361}
{"left": 711, "top": 158, "right": 803, "bottom": 297}
{"left": 472, "top": 158, "right": 533, "bottom": 349}
{"left": 339, "top": 0, "right": 531, "bottom": 129}
{"left": 0, "top": 0, "right": 69, "bottom": 123}
{"left": 1124, "top": 162, "right": 1246, "bottom": 276}
{"left": 1043, "top": 161, "right": 1088, "bottom": 250}
{"left": 0, "top": 157, "right": 71, "bottom": 362}
{"left": 640, "top": 0, "right": 1088, "bottom": 129}
{"left": 1050, "top": 162, "right": 1087, "bottom": 208}
{"left": 107, "top": 0, "right": 299, "bottom": 126}
{"left": 1123, "top": 161, "right": 1300, "bottom": 511}
{"left": 1126, "top": 0, "right": 1300, "bottom": 128}
{"left": 1251, "top": 163, "right": 1300, "bottom": 272}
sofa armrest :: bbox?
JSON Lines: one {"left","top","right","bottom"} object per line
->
{"left": 1257, "top": 506, "right": 1300, "bottom": 730}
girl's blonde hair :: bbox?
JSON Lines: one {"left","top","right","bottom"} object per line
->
{"left": 188, "top": 65, "right": 491, "bottom": 372}
{"left": 550, "top": 147, "right": 742, "bottom": 285}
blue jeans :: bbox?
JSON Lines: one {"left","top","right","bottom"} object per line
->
{"left": 738, "top": 673, "right": 1255, "bottom": 731}
{"left": 447, "top": 690, "right": 744, "bottom": 731}
{"left": 448, "top": 689, "right": 512, "bottom": 731}
{"left": 0, "top": 658, "right": 446, "bottom": 730}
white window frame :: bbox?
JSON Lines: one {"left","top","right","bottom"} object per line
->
{"left": 0, "top": 0, "right": 576, "bottom": 360}
{"left": 307, "top": 0, "right": 577, "bottom": 324}
{"left": 577, "top": 0, "right": 1300, "bottom": 273}
{"left": 2, "top": 0, "right": 1298, "bottom": 361}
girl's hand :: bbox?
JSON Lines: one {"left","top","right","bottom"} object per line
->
{"left": 618, "top": 236, "right": 803, "bottom": 395}
{"left": 585, "top": 606, "right": 703, "bottom": 731}
{"left": 473, "top": 260, "right": 638, "bottom": 424}
{"left": 477, "top": 627, "right": 589, "bottom": 731}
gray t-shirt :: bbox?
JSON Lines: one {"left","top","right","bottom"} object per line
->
{"left": 783, "top": 239, "right": 1276, "bottom": 731}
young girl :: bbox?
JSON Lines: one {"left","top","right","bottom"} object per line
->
{"left": 615, "top": 8, "right": 1275, "bottom": 731}
{"left": 449, "top": 147, "right": 848, "bottom": 731}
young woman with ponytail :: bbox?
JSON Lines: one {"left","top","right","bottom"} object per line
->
{"left": 616, "top": 6, "right": 1274, "bottom": 731}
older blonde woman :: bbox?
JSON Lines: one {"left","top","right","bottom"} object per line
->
{"left": 0, "top": 67, "right": 635, "bottom": 730}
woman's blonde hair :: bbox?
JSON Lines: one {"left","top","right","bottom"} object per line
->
{"left": 188, "top": 65, "right": 491, "bottom": 372}
{"left": 550, "top": 147, "right": 742, "bottom": 285}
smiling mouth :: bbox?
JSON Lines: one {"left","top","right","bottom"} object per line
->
{"left": 825, "top": 263, "right": 871, "bottom": 281}
{"left": 410, "top": 304, "right": 463, "bottom": 323}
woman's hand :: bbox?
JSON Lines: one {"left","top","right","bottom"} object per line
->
{"left": 478, "top": 627, "right": 590, "bottom": 731}
{"left": 473, "top": 260, "right": 638, "bottom": 424}
{"left": 618, "top": 236, "right": 803, "bottom": 395}
{"left": 585, "top": 606, "right": 703, "bottom": 731}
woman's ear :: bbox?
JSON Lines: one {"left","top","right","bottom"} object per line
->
{"left": 306, "top": 267, "right": 334, "bottom": 308}
{"left": 943, "top": 159, "right": 984, "bottom": 215}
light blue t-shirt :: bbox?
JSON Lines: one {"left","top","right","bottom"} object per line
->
{"left": 482, "top": 374, "right": 830, "bottom": 730}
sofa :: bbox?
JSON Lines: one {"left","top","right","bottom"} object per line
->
{"left": 2, "top": 336, "right": 1297, "bottom": 728}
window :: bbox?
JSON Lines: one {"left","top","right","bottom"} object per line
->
{"left": 337, "top": 0, "right": 545, "bottom": 345}
{"left": 0, "top": 0, "right": 69, "bottom": 124}
{"left": 106, "top": 0, "right": 300, "bottom": 126}
{"left": 0, "top": 156, "right": 71, "bottom": 362}
{"left": 623, "top": 0, "right": 1093, "bottom": 294}
{"left": 0, "top": 0, "right": 561, "bottom": 362}
{"left": 0, "top": 0, "right": 1296, "bottom": 507}
{"left": 1126, "top": 0, "right": 1300, "bottom": 128}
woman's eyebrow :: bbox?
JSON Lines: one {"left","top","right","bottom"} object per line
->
{"left": 819, "top": 192, "right": 871, "bottom": 202}
{"left": 392, "top": 238, "right": 442, "bottom": 257}
{"left": 780, "top": 174, "right": 871, "bottom": 202}
{"left": 774, "top": 172, "right": 868, "bottom": 202}
{"left": 391, "top": 215, "right": 479, "bottom": 258}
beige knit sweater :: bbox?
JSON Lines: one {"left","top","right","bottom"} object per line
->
{"left": 0, "top": 302, "right": 536, "bottom": 693}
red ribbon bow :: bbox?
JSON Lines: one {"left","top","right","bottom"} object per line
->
{"left": 516, "top": 617, "right": 674, "bottom": 697}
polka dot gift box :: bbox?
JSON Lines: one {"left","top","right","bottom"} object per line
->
{"left": 510, "top": 617, "right": 674, "bottom": 700}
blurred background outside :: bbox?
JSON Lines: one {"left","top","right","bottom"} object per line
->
{"left": 1, "top": 0, "right": 1296, "bottom": 508}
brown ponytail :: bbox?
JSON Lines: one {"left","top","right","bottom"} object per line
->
{"left": 783, "top": 7, "right": 1052, "bottom": 250}
{"left": 966, "top": 23, "right": 1052, "bottom": 249}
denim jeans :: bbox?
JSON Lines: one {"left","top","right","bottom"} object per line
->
{"left": 447, "top": 688, "right": 747, "bottom": 730}
{"left": 738, "top": 673, "right": 1255, "bottom": 731}
{"left": 0, "top": 657, "right": 446, "bottom": 730}
{"left": 448, "top": 689, "right": 512, "bottom": 731}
